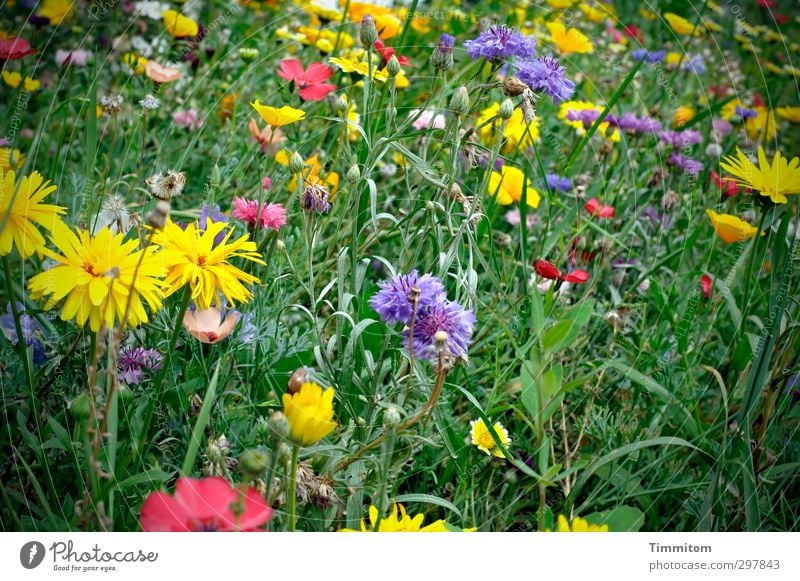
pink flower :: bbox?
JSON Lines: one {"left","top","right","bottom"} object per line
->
{"left": 700, "top": 274, "right": 712, "bottom": 299}
{"left": 145, "top": 61, "right": 181, "bottom": 83}
{"left": 409, "top": 109, "right": 446, "bottom": 131}
{"left": 0, "top": 37, "right": 37, "bottom": 60}
{"left": 261, "top": 177, "right": 272, "bottom": 190}
{"left": 183, "top": 307, "right": 238, "bottom": 344}
{"left": 172, "top": 108, "right": 204, "bottom": 130}
{"left": 55, "top": 49, "right": 91, "bottom": 67}
{"left": 231, "top": 197, "right": 287, "bottom": 231}
{"left": 140, "top": 477, "right": 273, "bottom": 532}
{"left": 276, "top": 59, "right": 337, "bottom": 101}
{"left": 504, "top": 208, "right": 537, "bottom": 229}
{"left": 584, "top": 198, "right": 616, "bottom": 218}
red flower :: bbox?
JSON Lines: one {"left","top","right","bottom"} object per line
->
{"left": 710, "top": 170, "right": 739, "bottom": 197}
{"left": 0, "top": 37, "right": 37, "bottom": 60}
{"left": 753, "top": 93, "right": 766, "bottom": 108}
{"left": 276, "top": 59, "right": 337, "bottom": 101}
{"left": 584, "top": 198, "right": 616, "bottom": 218}
{"left": 374, "top": 39, "right": 409, "bottom": 67}
{"left": 623, "top": 25, "right": 643, "bottom": 42}
{"left": 708, "top": 85, "right": 728, "bottom": 98}
{"left": 757, "top": 0, "right": 776, "bottom": 8}
{"left": 534, "top": 259, "right": 590, "bottom": 284}
{"left": 140, "top": 477, "right": 273, "bottom": 531}
{"left": 775, "top": 14, "right": 790, "bottom": 25}
{"left": 700, "top": 274, "right": 712, "bottom": 299}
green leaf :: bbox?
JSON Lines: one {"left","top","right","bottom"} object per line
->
{"left": 582, "top": 506, "right": 645, "bottom": 532}
{"left": 393, "top": 494, "right": 462, "bottom": 518}
{"left": 541, "top": 320, "right": 572, "bottom": 352}
{"left": 116, "top": 469, "right": 173, "bottom": 491}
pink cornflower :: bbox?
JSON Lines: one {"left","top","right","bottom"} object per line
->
{"left": 172, "top": 108, "right": 204, "bottom": 130}
{"left": 231, "top": 197, "right": 287, "bottom": 231}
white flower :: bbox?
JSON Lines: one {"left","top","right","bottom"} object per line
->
{"left": 133, "top": 1, "right": 169, "bottom": 20}
{"left": 93, "top": 195, "right": 131, "bottom": 235}
{"left": 139, "top": 94, "right": 161, "bottom": 110}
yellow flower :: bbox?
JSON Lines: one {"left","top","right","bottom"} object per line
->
{"left": 122, "top": 52, "right": 148, "bottom": 75}
{"left": 162, "top": 9, "right": 199, "bottom": 37}
{"left": 375, "top": 13, "right": 403, "bottom": 39}
{"left": 664, "top": 51, "right": 686, "bottom": 67}
{"left": 250, "top": 101, "right": 306, "bottom": 127}
{"left": 745, "top": 106, "right": 776, "bottom": 141}
{"left": 341, "top": 504, "right": 460, "bottom": 532}
{"left": 329, "top": 56, "right": 389, "bottom": 81}
{"left": 303, "top": 1, "right": 343, "bottom": 21}
{"left": 673, "top": 105, "right": 694, "bottom": 127}
{"left": 720, "top": 147, "right": 800, "bottom": 205}
{"left": 579, "top": 2, "right": 612, "bottom": 23}
{"left": 277, "top": 151, "right": 340, "bottom": 196}
{"left": 152, "top": 219, "right": 264, "bottom": 309}
{"left": 282, "top": 382, "right": 336, "bottom": 447}
{"left": 766, "top": 62, "right": 786, "bottom": 76}
{"left": 664, "top": 13, "right": 701, "bottom": 36}
{"left": 478, "top": 103, "right": 540, "bottom": 152}
{"left": 1, "top": 71, "right": 40, "bottom": 91}
{"left": 0, "top": 148, "right": 25, "bottom": 173}
{"left": 776, "top": 106, "right": 800, "bottom": 123}
{"left": 547, "top": 21, "right": 593, "bottom": 54}
{"left": 470, "top": 418, "right": 511, "bottom": 458}
{"left": 702, "top": 19, "right": 722, "bottom": 33}
{"left": 36, "top": 0, "right": 73, "bottom": 24}
{"left": 488, "top": 165, "right": 540, "bottom": 209}
{"left": 28, "top": 224, "right": 163, "bottom": 332}
{"left": 0, "top": 169, "right": 66, "bottom": 259}
{"left": 547, "top": 0, "right": 576, "bottom": 7}
{"left": 705, "top": 209, "right": 760, "bottom": 244}
{"left": 553, "top": 514, "right": 609, "bottom": 532}
{"left": 785, "top": 65, "right": 800, "bottom": 78}
{"left": 640, "top": 7, "right": 657, "bottom": 20}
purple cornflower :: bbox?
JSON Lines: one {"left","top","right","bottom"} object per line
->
{"left": 735, "top": 105, "right": 758, "bottom": 119}
{"left": 118, "top": 347, "right": 163, "bottom": 385}
{"left": 199, "top": 203, "right": 228, "bottom": 246}
{"left": 431, "top": 33, "right": 456, "bottom": 71}
{"left": 464, "top": 25, "right": 536, "bottom": 62}
{"left": 300, "top": 184, "right": 332, "bottom": 214}
{"left": 681, "top": 54, "right": 705, "bottom": 75}
{"left": 404, "top": 298, "right": 476, "bottom": 361}
{"left": 668, "top": 151, "right": 704, "bottom": 176}
{"left": 566, "top": 108, "right": 601, "bottom": 128}
{"left": 631, "top": 48, "right": 665, "bottom": 63}
{"left": 370, "top": 271, "right": 446, "bottom": 325}
{"left": 0, "top": 303, "right": 47, "bottom": 365}
{"left": 712, "top": 118, "right": 733, "bottom": 138}
{"left": 544, "top": 173, "right": 572, "bottom": 193}
{"left": 658, "top": 130, "right": 703, "bottom": 148}
{"left": 642, "top": 206, "right": 674, "bottom": 230}
{"left": 515, "top": 54, "right": 575, "bottom": 104}
{"left": 613, "top": 112, "right": 662, "bottom": 134}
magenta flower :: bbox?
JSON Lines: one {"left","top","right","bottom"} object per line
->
{"left": 231, "top": 197, "right": 287, "bottom": 231}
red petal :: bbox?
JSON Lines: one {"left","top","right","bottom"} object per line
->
{"left": 140, "top": 492, "right": 191, "bottom": 531}
{"left": 303, "top": 62, "right": 334, "bottom": 83}
{"left": 700, "top": 274, "right": 712, "bottom": 299}
{"left": 174, "top": 476, "right": 237, "bottom": 529}
{"left": 299, "top": 83, "right": 337, "bottom": 101}
{"left": 534, "top": 259, "right": 561, "bottom": 280}
{"left": 277, "top": 59, "right": 305, "bottom": 81}
{"left": 562, "top": 269, "right": 590, "bottom": 284}
{"left": 235, "top": 487, "right": 274, "bottom": 531}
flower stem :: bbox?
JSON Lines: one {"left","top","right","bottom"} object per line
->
{"left": 2, "top": 255, "right": 34, "bottom": 394}
{"left": 288, "top": 444, "right": 300, "bottom": 532}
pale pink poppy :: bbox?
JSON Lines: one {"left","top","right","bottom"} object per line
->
{"left": 145, "top": 61, "right": 181, "bottom": 83}
{"left": 183, "top": 307, "right": 238, "bottom": 344}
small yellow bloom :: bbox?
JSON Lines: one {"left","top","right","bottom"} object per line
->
{"left": 341, "top": 504, "right": 464, "bottom": 532}
{"left": 776, "top": 106, "right": 800, "bottom": 123}
{"left": 2, "top": 71, "right": 39, "bottom": 91}
{"left": 36, "top": 0, "right": 73, "bottom": 24}
{"left": 579, "top": 2, "right": 611, "bottom": 23}
{"left": 374, "top": 13, "right": 403, "bottom": 39}
{"left": 162, "top": 9, "right": 199, "bottom": 37}
{"left": 250, "top": 101, "right": 306, "bottom": 127}
{"left": 705, "top": 210, "right": 759, "bottom": 244}
{"left": 765, "top": 62, "right": 786, "bottom": 76}
{"left": 745, "top": 106, "right": 776, "bottom": 141}
{"left": 664, "top": 51, "right": 686, "bottom": 67}
{"left": 640, "top": 7, "right": 657, "bottom": 20}
{"left": 664, "top": 13, "right": 701, "bottom": 36}
{"left": 488, "top": 165, "right": 540, "bottom": 208}
{"left": 547, "top": 21, "right": 593, "bottom": 54}
{"left": 28, "top": 224, "right": 163, "bottom": 332}
{"left": 329, "top": 56, "right": 389, "bottom": 81}
{"left": 469, "top": 418, "right": 511, "bottom": 458}
{"left": 122, "top": 52, "right": 148, "bottom": 74}
{"left": 0, "top": 148, "right": 25, "bottom": 173}
{"left": 547, "top": 0, "right": 576, "bottom": 8}
{"left": 554, "top": 514, "right": 609, "bottom": 532}
{"left": 673, "top": 105, "right": 695, "bottom": 127}
{"left": 720, "top": 147, "right": 800, "bottom": 205}
{"left": 478, "top": 103, "right": 541, "bottom": 152}
{"left": 0, "top": 169, "right": 66, "bottom": 258}
{"left": 282, "top": 382, "right": 337, "bottom": 447}
{"left": 702, "top": 19, "right": 722, "bottom": 33}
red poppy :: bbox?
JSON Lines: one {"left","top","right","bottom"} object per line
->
{"left": 700, "top": 274, "right": 712, "bottom": 299}
{"left": 0, "top": 37, "right": 37, "bottom": 60}
{"left": 140, "top": 477, "right": 273, "bottom": 531}
{"left": 710, "top": 171, "right": 739, "bottom": 197}
{"left": 584, "top": 198, "right": 616, "bottom": 218}
{"left": 753, "top": 93, "right": 766, "bottom": 108}
{"left": 374, "top": 39, "right": 409, "bottom": 67}
{"left": 534, "top": 259, "right": 590, "bottom": 284}
{"left": 774, "top": 13, "right": 790, "bottom": 25}
{"left": 276, "top": 59, "right": 337, "bottom": 101}
{"left": 623, "top": 25, "right": 643, "bottom": 42}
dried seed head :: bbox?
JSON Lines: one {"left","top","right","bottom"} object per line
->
{"left": 145, "top": 170, "right": 186, "bottom": 201}
{"left": 503, "top": 75, "right": 528, "bottom": 97}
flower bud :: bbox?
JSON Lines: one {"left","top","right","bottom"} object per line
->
{"left": 70, "top": 393, "right": 91, "bottom": 419}
{"left": 336, "top": 95, "right": 349, "bottom": 114}
{"left": 268, "top": 411, "right": 291, "bottom": 441}
{"left": 145, "top": 200, "right": 171, "bottom": 229}
{"left": 503, "top": 76, "right": 528, "bottom": 97}
{"left": 210, "top": 163, "right": 221, "bottom": 189}
{"left": 449, "top": 86, "right": 470, "bottom": 116}
{"left": 498, "top": 99, "right": 515, "bottom": 120}
{"left": 289, "top": 151, "right": 305, "bottom": 173}
{"left": 430, "top": 33, "right": 455, "bottom": 71}
{"left": 360, "top": 15, "right": 378, "bottom": 46}
{"left": 347, "top": 164, "right": 361, "bottom": 183}
{"left": 384, "top": 405, "right": 402, "bottom": 428}
{"left": 238, "top": 47, "right": 259, "bottom": 62}
{"left": 386, "top": 55, "right": 401, "bottom": 77}
{"left": 239, "top": 448, "right": 270, "bottom": 478}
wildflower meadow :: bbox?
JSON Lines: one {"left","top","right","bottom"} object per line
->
{"left": 1, "top": 0, "right": 800, "bottom": 535}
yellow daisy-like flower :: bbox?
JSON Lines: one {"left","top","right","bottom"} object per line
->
{"left": 776, "top": 106, "right": 800, "bottom": 123}
{"left": 302, "top": 1, "right": 343, "bottom": 21}
{"left": 547, "top": 0, "right": 576, "bottom": 8}
{"left": 1, "top": 71, "right": 40, "bottom": 91}
{"left": 745, "top": 106, "right": 776, "bottom": 141}
{"left": 36, "top": 0, "right": 73, "bottom": 24}
{"left": 720, "top": 147, "right": 800, "bottom": 205}
{"left": 469, "top": 418, "right": 511, "bottom": 458}
{"left": 341, "top": 504, "right": 453, "bottom": 532}
{"left": 546, "top": 21, "right": 593, "bottom": 54}
{"left": 250, "top": 101, "right": 306, "bottom": 127}
{"left": 554, "top": 514, "right": 609, "bottom": 532}
{"left": 0, "top": 169, "right": 66, "bottom": 259}
{"left": 276, "top": 151, "right": 341, "bottom": 197}
{"left": 477, "top": 103, "right": 540, "bottom": 152}
{"left": 766, "top": 62, "right": 786, "bottom": 76}
{"left": 705, "top": 209, "right": 760, "bottom": 244}
{"left": 579, "top": 2, "right": 613, "bottom": 23}
{"left": 282, "top": 382, "right": 337, "bottom": 447}
{"left": 488, "top": 165, "right": 540, "bottom": 209}
{"left": 673, "top": 105, "right": 695, "bottom": 127}
{"left": 28, "top": 225, "right": 164, "bottom": 332}
{"left": 162, "top": 10, "right": 199, "bottom": 37}
{"left": 152, "top": 219, "right": 264, "bottom": 309}
{"left": 329, "top": 56, "right": 389, "bottom": 82}
{"left": 664, "top": 13, "right": 701, "bottom": 36}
